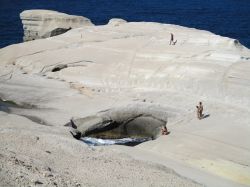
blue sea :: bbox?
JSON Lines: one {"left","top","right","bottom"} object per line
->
{"left": 0, "top": 0, "right": 250, "bottom": 49}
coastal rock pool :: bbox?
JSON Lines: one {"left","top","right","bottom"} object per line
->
{"left": 81, "top": 137, "right": 152, "bottom": 146}
{"left": 69, "top": 105, "right": 169, "bottom": 146}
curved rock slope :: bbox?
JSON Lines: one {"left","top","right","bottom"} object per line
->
{"left": 20, "top": 10, "right": 93, "bottom": 41}
{"left": 1, "top": 18, "right": 250, "bottom": 187}
{"left": 1, "top": 20, "right": 250, "bottom": 107}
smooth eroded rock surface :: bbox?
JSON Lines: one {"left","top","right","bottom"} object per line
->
{"left": 1, "top": 17, "right": 250, "bottom": 187}
{"left": 71, "top": 105, "right": 169, "bottom": 138}
{"left": 20, "top": 10, "right": 94, "bottom": 41}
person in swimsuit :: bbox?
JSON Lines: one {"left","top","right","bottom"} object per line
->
{"left": 161, "top": 125, "right": 169, "bottom": 135}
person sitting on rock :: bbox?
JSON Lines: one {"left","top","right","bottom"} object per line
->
{"left": 161, "top": 125, "right": 169, "bottom": 135}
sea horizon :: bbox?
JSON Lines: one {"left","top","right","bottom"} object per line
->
{"left": 0, "top": 0, "right": 250, "bottom": 49}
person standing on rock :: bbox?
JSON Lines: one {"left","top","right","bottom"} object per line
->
{"left": 196, "top": 102, "right": 204, "bottom": 120}
{"left": 169, "top": 33, "right": 174, "bottom": 45}
{"left": 196, "top": 106, "right": 201, "bottom": 119}
{"left": 199, "top": 102, "right": 203, "bottom": 119}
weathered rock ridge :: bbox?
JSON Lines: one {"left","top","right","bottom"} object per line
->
{"left": 20, "top": 10, "right": 93, "bottom": 41}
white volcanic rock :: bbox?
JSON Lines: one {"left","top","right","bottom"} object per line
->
{"left": 3, "top": 21, "right": 250, "bottom": 107}
{"left": 1, "top": 20, "right": 250, "bottom": 187}
{"left": 20, "top": 10, "right": 93, "bottom": 41}
{"left": 108, "top": 18, "right": 127, "bottom": 26}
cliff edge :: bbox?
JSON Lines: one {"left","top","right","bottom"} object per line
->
{"left": 20, "top": 9, "right": 94, "bottom": 41}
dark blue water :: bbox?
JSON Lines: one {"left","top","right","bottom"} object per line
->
{"left": 0, "top": 0, "right": 250, "bottom": 49}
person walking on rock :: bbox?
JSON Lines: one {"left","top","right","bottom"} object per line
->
{"left": 169, "top": 33, "right": 174, "bottom": 45}
{"left": 169, "top": 33, "right": 177, "bottom": 45}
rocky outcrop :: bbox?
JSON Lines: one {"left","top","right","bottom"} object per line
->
{"left": 70, "top": 105, "right": 169, "bottom": 139}
{"left": 108, "top": 18, "right": 127, "bottom": 26}
{"left": 20, "top": 10, "right": 93, "bottom": 41}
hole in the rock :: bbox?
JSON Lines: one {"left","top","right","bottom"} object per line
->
{"left": 79, "top": 115, "right": 166, "bottom": 146}
{"left": 0, "top": 98, "right": 22, "bottom": 112}
{"left": 51, "top": 64, "right": 68, "bottom": 72}
{"left": 50, "top": 27, "right": 71, "bottom": 37}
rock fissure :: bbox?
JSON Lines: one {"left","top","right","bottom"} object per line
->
{"left": 39, "top": 60, "right": 94, "bottom": 73}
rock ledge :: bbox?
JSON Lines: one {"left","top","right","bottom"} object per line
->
{"left": 20, "top": 9, "right": 94, "bottom": 41}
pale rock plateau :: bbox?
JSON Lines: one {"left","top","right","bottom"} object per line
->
{"left": 0, "top": 10, "right": 250, "bottom": 187}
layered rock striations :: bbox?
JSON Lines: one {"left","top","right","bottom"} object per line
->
{"left": 1, "top": 15, "right": 250, "bottom": 187}
{"left": 20, "top": 10, "right": 93, "bottom": 41}
{"left": 4, "top": 19, "right": 250, "bottom": 107}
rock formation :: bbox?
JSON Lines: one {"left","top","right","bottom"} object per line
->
{"left": 108, "top": 18, "right": 127, "bottom": 26}
{"left": 20, "top": 10, "right": 93, "bottom": 41}
{"left": 71, "top": 105, "right": 168, "bottom": 138}
{"left": 1, "top": 14, "right": 250, "bottom": 187}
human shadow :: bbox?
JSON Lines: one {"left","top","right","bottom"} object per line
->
{"left": 202, "top": 114, "right": 210, "bottom": 119}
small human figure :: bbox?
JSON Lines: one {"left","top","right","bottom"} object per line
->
{"left": 169, "top": 33, "right": 174, "bottom": 45}
{"left": 161, "top": 125, "right": 169, "bottom": 135}
{"left": 169, "top": 33, "right": 177, "bottom": 45}
{"left": 196, "top": 105, "right": 201, "bottom": 119}
{"left": 196, "top": 102, "right": 204, "bottom": 120}
{"left": 199, "top": 101, "right": 203, "bottom": 119}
